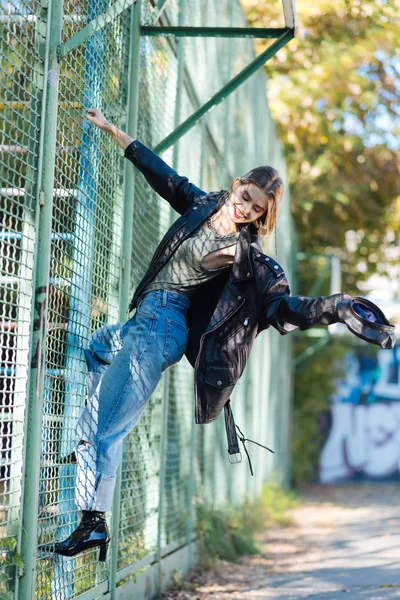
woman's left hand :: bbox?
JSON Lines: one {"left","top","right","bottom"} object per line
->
{"left": 84, "top": 108, "right": 110, "bottom": 131}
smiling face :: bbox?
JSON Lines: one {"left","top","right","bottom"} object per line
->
{"left": 227, "top": 177, "right": 269, "bottom": 225}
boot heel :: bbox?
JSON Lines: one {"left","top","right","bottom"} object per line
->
{"left": 98, "top": 542, "right": 109, "bottom": 562}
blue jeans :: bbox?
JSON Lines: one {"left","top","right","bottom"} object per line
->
{"left": 74, "top": 289, "right": 190, "bottom": 511}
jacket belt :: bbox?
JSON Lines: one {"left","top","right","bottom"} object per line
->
{"left": 224, "top": 399, "right": 275, "bottom": 477}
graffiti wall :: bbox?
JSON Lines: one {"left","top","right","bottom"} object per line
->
{"left": 320, "top": 346, "right": 400, "bottom": 482}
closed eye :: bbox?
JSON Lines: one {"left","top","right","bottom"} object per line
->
{"left": 242, "top": 191, "right": 263, "bottom": 214}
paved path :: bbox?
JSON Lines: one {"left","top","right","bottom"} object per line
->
{"left": 162, "top": 484, "right": 400, "bottom": 599}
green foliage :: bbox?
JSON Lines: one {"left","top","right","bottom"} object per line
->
{"left": 196, "top": 481, "right": 299, "bottom": 565}
{"left": 260, "top": 479, "right": 300, "bottom": 525}
{"left": 242, "top": 0, "right": 400, "bottom": 293}
{"left": 197, "top": 501, "right": 260, "bottom": 564}
{"left": 242, "top": 0, "right": 399, "bottom": 484}
{"left": 0, "top": 536, "right": 24, "bottom": 600}
{"left": 291, "top": 339, "right": 350, "bottom": 486}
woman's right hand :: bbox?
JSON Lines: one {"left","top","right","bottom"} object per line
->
{"left": 84, "top": 108, "right": 110, "bottom": 132}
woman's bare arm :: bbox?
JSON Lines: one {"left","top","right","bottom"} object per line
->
{"left": 83, "top": 108, "right": 134, "bottom": 151}
{"left": 83, "top": 107, "right": 206, "bottom": 214}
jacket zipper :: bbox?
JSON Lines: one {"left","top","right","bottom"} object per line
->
{"left": 217, "top": 317, "right": 251, "bottom": 346}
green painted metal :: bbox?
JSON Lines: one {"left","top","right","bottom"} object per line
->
{"left": 150, "top": 0, "right": 169, "bottom": 24}
{"left": 169, "top": 0, "right": 198, "bottom": 554}
{"left": 154, "top": 29, "right": 294, "bottom": 154}
{"left": 156, "top": 0, "right": 186, "bottom": 581}
{"left": 0, "top": 0, "right": 297, "bottom": 597}
{"left": 58, "top": 0, "right": 138, "bottom": 60}
{"left": 156, "top": 370, "right": 170, "bottom": 569}
{"left": 17, "top": 0, "right": 64, "bottom": 596}
{"left": 109, "top": 2, "right": 142, "bottom": 596}
{"left": 171, "top": 1, "right": 185, "bottom": 171}
{"left": 308, "top": 260, "right": 331, "bottom": 297}
{"left": 294, "top": 253, "right": 334, "bottom": 369}
{"left": 222, "top": 9, "right": 234, "bottom": 179}
{"left": 119, "top": 0, "right": 142, "bottom": 323}
{"left": 5, "top": 2, "right": 49, "bottom": 596}
{"left": 70, "top": 581, "right": 110, "bottom": 600}
{"left": 141, "top": 26, "right": 288, "bottom": 38}
{"left": 292, "top": 332, "right": 332, "bottom": 369}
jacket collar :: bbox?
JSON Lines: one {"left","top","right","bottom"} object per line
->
{"left": 186, "top": 191, "right": 222, "bottom": 232}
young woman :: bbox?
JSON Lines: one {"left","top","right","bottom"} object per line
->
{"left": 47, "top": 108, "right": 394, "bottom": 562}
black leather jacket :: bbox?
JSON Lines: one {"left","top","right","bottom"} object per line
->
{"left": 125, "top": 140, "right": 349, "bottom": 426}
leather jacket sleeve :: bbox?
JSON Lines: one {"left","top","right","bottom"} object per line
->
{"left": 124, "top": 140, "right": 206, "bottom": 215}
{"left": 262, "top": 275, "right": 349, "bottom": 334}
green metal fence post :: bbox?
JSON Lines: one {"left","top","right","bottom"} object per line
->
{"left": 109, "top": 1, "right": 142, "bottom": 596}
{"left": 222, "top": 7, "right": 234, "bottom": 182}
{"left": 170, "top": 0, "right": 197, "bottom": 559}
{"left": 6, "top": 6, "right": 48, "bottom": 597}
{"left": 17, "top": 0, "right": 64, "bottom": 596}
{"left": 172, "top": 0, "right": 185, "bottom": 171}
{"left": 156, "top": 0, "right": 186, "bottom": 587}
{"left": 156, "top": 371, "right": 169, "bottom": 589}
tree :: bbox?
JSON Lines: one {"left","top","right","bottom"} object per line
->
{"left": 242, "top": 0, "right": 400, "bottom": 294}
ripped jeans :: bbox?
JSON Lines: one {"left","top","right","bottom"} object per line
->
{"left": 74, "top": 289, "right": 190, "bottom": 512}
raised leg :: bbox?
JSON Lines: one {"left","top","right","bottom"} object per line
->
{"left": 74, "top": 291, "right": 189, "bottom": 512}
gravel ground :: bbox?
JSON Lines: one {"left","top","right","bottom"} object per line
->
{"left": 159, "top": 484, "right": 400, "bottom": 600}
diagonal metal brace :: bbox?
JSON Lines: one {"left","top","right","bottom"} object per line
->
{"left": 150, "top": 0, "right": 169, "bottom": 22}
{"left": 141, "top": 26, "right": 288, "bottom": 38}
{"left": 58, "top": 0, "right": 138, "bottom": 60}
{"left": 292, "top": 330, "right": 332, "bottom": 369}
{"left": 154, "top": 28, "right": 294, "bottom": 154}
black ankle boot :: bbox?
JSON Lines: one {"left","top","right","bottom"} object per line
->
{"left": 46, "top": 510, "right": 110, "bottom": 561}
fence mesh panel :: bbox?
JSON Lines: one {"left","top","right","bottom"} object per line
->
{"left": 0, "top": 0, "right": 295, "bottom": 597}
{"left": 0, "top": 0, "right": 44, "bottom": 593}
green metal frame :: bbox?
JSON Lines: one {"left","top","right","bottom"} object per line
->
{"left": 109, "top": 2, "right": 142, "bottom": 597}
{"left": 292, "top": 253, "right": 342, "bottom": 370}
{"left": 57, "top": 9, "right": 294, "bottom": 152}
{"left": 18, "top": 0, "right": 64, "bottom": 596}
{"left": 141, "top": 26, "right": 288, "bottom": 38}
{"left": 292, "top": 333, "right": 332, "bottom": 369}
{"left": 151, "top": 0, "right": 168, "bottom": 23}
{"left": 154, "top": 29, "right": 294, "bottom": 154}
{"left": 3, "top": 0, "right": 296, "bottom": 596}
{"left": 57, "top": 0, "right": 138, "bottom": 60}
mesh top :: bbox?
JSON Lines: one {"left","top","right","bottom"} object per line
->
{"left": 140, "top": 223, "right": 239, "bottom": 298}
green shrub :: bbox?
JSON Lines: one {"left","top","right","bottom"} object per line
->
{"left": 291, "top": 339, "right": 349, "bottom": 486}
{"left": 196, "top": 480, "right": 299, "bottom": 565}
{"left": 261, "top": 480, "right": 299, "bottom": 525}
{"left": 292, "top": 338, "right": 380, "bottom": 486}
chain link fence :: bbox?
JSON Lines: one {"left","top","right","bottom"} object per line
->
{"left": 0, "top": 0, "right": 295, "bottom": 597}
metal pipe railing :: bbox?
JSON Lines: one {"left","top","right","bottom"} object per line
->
{"left": 109, "top": 1, "right": 142, "bottom": 595}
{"left": 17, "top": 0, "right": 64, "bottom": 595}
{"left": 141, "top": 26, "right": 288, "bottom": 38}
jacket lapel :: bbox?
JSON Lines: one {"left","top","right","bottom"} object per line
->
{"left": 231, "top": 225, "right": 257, "bottom": 283}
{"left": 185, "top": 193, "right": 221, "bottom": 233}
{"left": 205, "top": 226, "right": 258, "bottom": 333}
